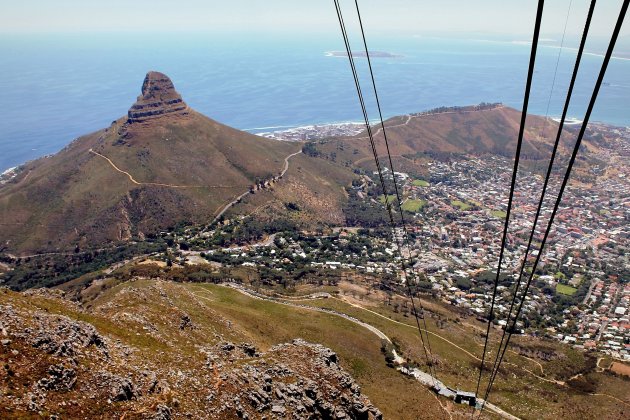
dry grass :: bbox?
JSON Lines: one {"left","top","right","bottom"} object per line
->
{"left": 611, "top": 362, "right": 630, "bottom": 377}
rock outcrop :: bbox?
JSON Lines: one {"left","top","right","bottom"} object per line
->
{"left": 127, "top": 71, "right": 189, "bottom": 123}
{"left": 0, "top": 286, "right": 383, "bottom": 419}
{"left": 207, "top": 338, "right": 383, "bottom": 419}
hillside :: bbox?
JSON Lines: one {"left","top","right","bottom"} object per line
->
{"left": 0, "top": 72, "right": 314, "bottom": 254}
{"left": 312, "top": 104, "right": 581, "bottom": 173}
{"left": 2, "top": 268, "right": 628, "bottom": 419}
{"left": 0, "top": 95, "right": 594, "bottom": 256}
{"left": 0, "top": 284, "right": 383, "bottom": 419}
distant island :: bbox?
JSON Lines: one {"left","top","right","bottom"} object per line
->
{"left": 326, "top": 50, "right": 402, "bottom": 58}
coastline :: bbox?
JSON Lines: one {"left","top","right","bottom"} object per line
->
{"left": 0, "top": 165, "right": 21, "bottom": 185}
{"left": 2, "top": 112, "right": 628, "bottom": 173}
{"left": 251, "top": 121, "right": 366, "bottom": 141}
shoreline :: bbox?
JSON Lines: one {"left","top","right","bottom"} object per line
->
{"left": 2, "top": 112, "right": 629, "bottom": 173}
{"left": 250, "top": 121, "right": 367, "bottom": 141}
{"left": 0, "top": 165, "right": 21, "bottom": 185}
{"left": 246, "top": 112, "right": 624, "bottom": 143}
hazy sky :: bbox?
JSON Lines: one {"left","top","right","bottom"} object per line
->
{"left": 0, "top": 0, "right": 628, "bottom": 40}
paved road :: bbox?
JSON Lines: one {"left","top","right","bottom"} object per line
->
{"left": 582, "top": 278, "right": 597, "bottom": 305}
{"left": 221, "top": 283, "right": 521, "bottom": 420}
{"left": 223, "top": 283, "right": 391, "bottom": 342}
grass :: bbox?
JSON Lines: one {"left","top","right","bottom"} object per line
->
{"left": 401, "top": 199, "right": 427, "bottom": 213}
{"left": 491, "top": 209, "right": 507, "bottom": 219}
{"left": 556, "top": 283, "right": 578, "bottom": 296}
{"left": 288, "top": 286, "right": 621, "bottom": 419}
{"left": 378, "top": 194, "right": 397, "bottom": 205}
{"left": 451, "top": 200, "right": 471, "bottom": 211}
{"left": 7, "top": 275, "right": 624, "bottom": 419}
{"left": 412, "top": 179, "right": 429, "bottom": 187}
{"left": 187, "top": 284, "right": 449, "bottom": 419}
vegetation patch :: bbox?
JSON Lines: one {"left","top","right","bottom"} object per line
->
{"left": 344, "top": 193, "right": 389, "bottom": 227}
{"left": 379, "top": 194, "right": 398, "bottom": 205}
{"left": 450, "top": 200, "right": 471, "bottom": 211}
{"left": 412, "top": 179, "right": 429, "bottom": 187}
{"left": 401, "top": 199, "right": 426, "bottom": 213}
{"left": 1, "top": 241, "right": 167, "bottom": 290}
{"left": 491, "top": 209, "right": 507, "bottom": 219}
{"left": 556, "top": 284, "right": 578, "bottom": 296}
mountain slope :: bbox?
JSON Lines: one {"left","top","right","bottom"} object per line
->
{"left": 0, "top": 72, "right": 301, "bottom": 253}
{"left": 0, "top": 283, "right": 384, "bottom": 419}
{"left": 316, "top": 104, "right": 576, "bottom": 169}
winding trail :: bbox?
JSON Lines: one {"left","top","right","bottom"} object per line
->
{"left": 90, "top": 147, "right": 302, "bottom": 226}
{"left": 211, "top": 149, "right": 302, "bottom": 223}
{"left": 89, "top": 149, "right": 234, "bottom": 188}
{"left": 590, "top": 393, "right": 630, "bottom": 408}
{"left": 333, "top": 296, "right": 483, "bottom": 362}
{"left": 509, "top": 350, "right": 545, "bottom": 375}
{"left": 280, "top": 150, "right": 303, "bottom": 177}
{"left": 337, "top": 297, "right": 571, "bottom": 387}
{"left": 354, "top": 114, "right": 411, "bottom": 142}
{"left": 217, "top": 283, "right": 520, "bottom": 420}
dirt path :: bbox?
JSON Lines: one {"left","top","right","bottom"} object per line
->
{"left": 350, "top": 106, "right": 505, "bottom": 165}
{"left": 280, "top": 150, "right": 302, "bottom": 177}
{"left": 508, "top": 350, "right": 545, "bottom": 374}
{"left": 90, "top": 147, "right": 301, "bottom": 226}
{"left": 232, "top": 288, "right": 567, "bottom": 392}
{"left": 334, "top": 296, "right": 483, "bottom": 362}
{"left": 354, "top": 114, "right": 412, "bottom": 141}
{"left": 222, "top": 283, "right": 391, "bottom": 342}
{"left": 590, "top": 393, "right": 630, "bottom": 408}
{"left": 211, "top": 149, "right": 302, "bottom": 223}
{"left": 335, "top": 297, "right": 570, "bottom": 388}
{"left": 89, "top": 149, "right": 234, "bottom": 188}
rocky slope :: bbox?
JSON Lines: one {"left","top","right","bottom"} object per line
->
{"left": 128, "top": 71, "right": 189, "bottom": 123}
{"left": 0, "top": 286, "right": 382, "bottom": 419}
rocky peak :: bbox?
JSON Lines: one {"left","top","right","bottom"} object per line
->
{"left": 127, "top": 71, "right": 189, "bottom": 123}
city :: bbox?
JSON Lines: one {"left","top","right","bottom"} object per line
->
{"left": 142, "top": 121, "right": 630, "bottom": 366}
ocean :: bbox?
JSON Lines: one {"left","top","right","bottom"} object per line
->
{"left": 1, "top": 32, "right": 628, "bottom": 172}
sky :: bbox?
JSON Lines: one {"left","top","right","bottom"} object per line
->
{"left": 0, "top": 0, "right": 628, "bottom": 41}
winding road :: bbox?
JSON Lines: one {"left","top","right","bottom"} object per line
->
{"left": 354, "top": 105, "right": 505, "bottom": 142}
{"left": 351, "top": 106, "right": 505, "bottom": 165}
{"left": 217, "top": 283, "right": 520, "bottom": 420}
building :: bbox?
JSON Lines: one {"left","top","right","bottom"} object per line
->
{"left": 455, "top": 390, "right": 477, "bottom": 407}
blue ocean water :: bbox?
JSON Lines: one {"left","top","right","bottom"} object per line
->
{"left": 0, "top": 32, "right": 628, "bottom": 172}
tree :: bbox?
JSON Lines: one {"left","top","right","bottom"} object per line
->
{"left": 456, "top": 277, "right": 472, "bottom": 291}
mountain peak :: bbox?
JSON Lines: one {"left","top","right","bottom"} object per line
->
{"left": 127, "top": 71, "right": 189, "bottom": 123}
